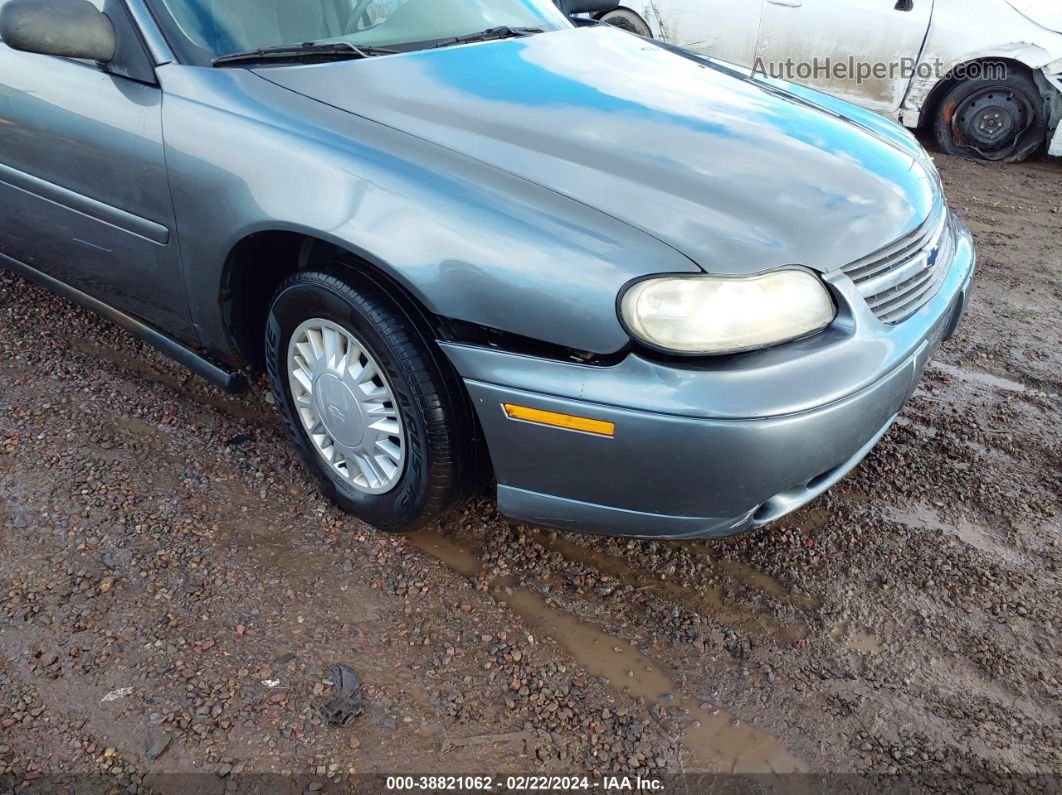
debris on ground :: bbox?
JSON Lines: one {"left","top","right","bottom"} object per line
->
{"left": 321, "top": 665, "right": 364, "bottom": 727}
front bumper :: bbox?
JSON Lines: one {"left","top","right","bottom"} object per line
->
{"left": 441, "top": 220, "right": 976, "bottom": 539}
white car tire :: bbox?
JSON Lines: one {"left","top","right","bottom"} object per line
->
{"left": 598, "top": 8, "right": 652, "bottom": 37}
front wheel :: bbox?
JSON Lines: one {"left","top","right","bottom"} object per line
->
{"left": 265, "top": 268, "right": 477, "bottom": 532}
{"left": 933, "top": 73, "right": 1047, "bottom": 163}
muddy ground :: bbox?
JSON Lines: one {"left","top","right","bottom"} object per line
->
{"left": 0, "top": 154, "right": 1059, "bottom": 793}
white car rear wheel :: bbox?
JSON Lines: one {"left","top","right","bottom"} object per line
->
{"left": 599, "top": 8, "right": 652, "bottom": 37}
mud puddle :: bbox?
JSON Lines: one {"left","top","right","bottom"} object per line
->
{"left": 532, "top": 531, "right": 808, "bottom": 641}
{"left": 830, "top": 623, "right": 884, "bottom": 655}
{"left": 929, "top": 361, "right": 1030, "bottom": 394}
{"left": 699, "top": 553, "right": 821, "bottom": 611}
{"left": 218, "top": 519, "right": 327, "bottom": 577}
{"left": 408, "top": 528, "right": 806, "bottom": 773}
{"left": 885, "top": 504, "right": 1033, "bottom": 569}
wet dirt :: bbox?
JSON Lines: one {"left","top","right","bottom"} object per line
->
{"left": 0, "top": 153, "right": 1059, "bottom": 789}
{"left": 830, "top": 623, "right": 884, "bottom": 656}
{"left": 409, "top": 528, "right": 805, "bottom": 774}
{"left": 531, "top": 530, "right": 807, "bottom": 641}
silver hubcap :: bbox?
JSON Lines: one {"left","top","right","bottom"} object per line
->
{"left": 287, "top": 319, "right": 405, "bottom": 495}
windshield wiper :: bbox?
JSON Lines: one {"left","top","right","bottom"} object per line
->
{"left": 431, "top": 26, "right": 543, "bottom": 49}
{"left": 213, "top": 41, "right": 396, "bottom": 67}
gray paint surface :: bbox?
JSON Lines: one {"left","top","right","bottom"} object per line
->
{"left": 257, "top": 27, "right": 939, "bottom": 275}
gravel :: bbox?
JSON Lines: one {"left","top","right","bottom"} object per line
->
{"left": 0, "top": 153, "right": 1059, "bottom": 789}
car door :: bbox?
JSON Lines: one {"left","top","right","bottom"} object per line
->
{"left": 649, "top": 0, "right": 766, "bottom": 69}
{"left": 755, "top": 0, "right": 934, "bottom": 114}
{"left": 0, "top": 0, "right": 194, "bottom": 339}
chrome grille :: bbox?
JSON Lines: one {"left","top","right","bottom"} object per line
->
{"left": 840, "top": 204, "right": 953, "bottom": 325}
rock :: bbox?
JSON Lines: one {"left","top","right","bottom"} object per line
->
{"left": 145, "top": 732, "right": 171, "bottom": 761}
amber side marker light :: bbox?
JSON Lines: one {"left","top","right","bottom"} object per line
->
{"left": 502, "top": 404, "right": 615, "bottom": 438}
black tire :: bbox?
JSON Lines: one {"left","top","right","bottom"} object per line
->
{"left": 265, "top": 267, "right": 477, "bottom": 532}
{"left": 933, "top": 72, "right": 1047, "bottom": 163}
{"left": 598, "top": 8, "right": 652, "bottom": 37}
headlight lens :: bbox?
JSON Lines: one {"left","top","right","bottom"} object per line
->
{"left": 620, "top": 270, "right": 836, "bottom": 355}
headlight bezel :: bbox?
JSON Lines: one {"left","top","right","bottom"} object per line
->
{"left": 617, "top": 267, "right": 838, "bottom": 357}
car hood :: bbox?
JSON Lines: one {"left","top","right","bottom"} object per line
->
{"left": 1005, "top": 0, "right": 1062, "bottom": 33}
{"left": 256, "top": 26, "right": 938, "bottom": 274}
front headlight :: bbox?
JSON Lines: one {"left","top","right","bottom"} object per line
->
{"left": 620, "top": 270, "right": 836, "bottom": 355}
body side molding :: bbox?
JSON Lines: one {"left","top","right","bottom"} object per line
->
{"left": 0, "top": 162, "right": 170, "bottom": 245}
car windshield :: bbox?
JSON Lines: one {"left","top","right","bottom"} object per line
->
{"left": 149, "top": 0, "right": 572, "bottom": 61}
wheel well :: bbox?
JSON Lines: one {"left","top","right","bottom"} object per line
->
{"left": 223, "top": 230, "right": 494, "bottom": 494}
{"left": 594, "top": 6, "right": 654, "bottom": 36}
{"left": 221, "top": 231, "right": 441, "bottom": 372}
{"left": 919, "top": 57, "right": 1038, "bottom": 131}
{"left": 595, "top": 5, "right": 642, "bottom": 17}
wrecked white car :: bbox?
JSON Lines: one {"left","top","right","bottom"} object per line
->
{"left": 597, "top": 0, "right": 1062, "bottom": 162}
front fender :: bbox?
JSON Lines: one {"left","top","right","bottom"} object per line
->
{"left": 157, "top": 65, "right": 698, "bottom": 362}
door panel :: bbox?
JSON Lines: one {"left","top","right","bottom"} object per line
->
{"left": 651, "top": 0, "right": 765, "bottom": 69}
{"left": 756, "top": 0, "right": 933, "bottom": 113}
{"left": 0, "top": 5, "right": 193, "bottom": 339}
